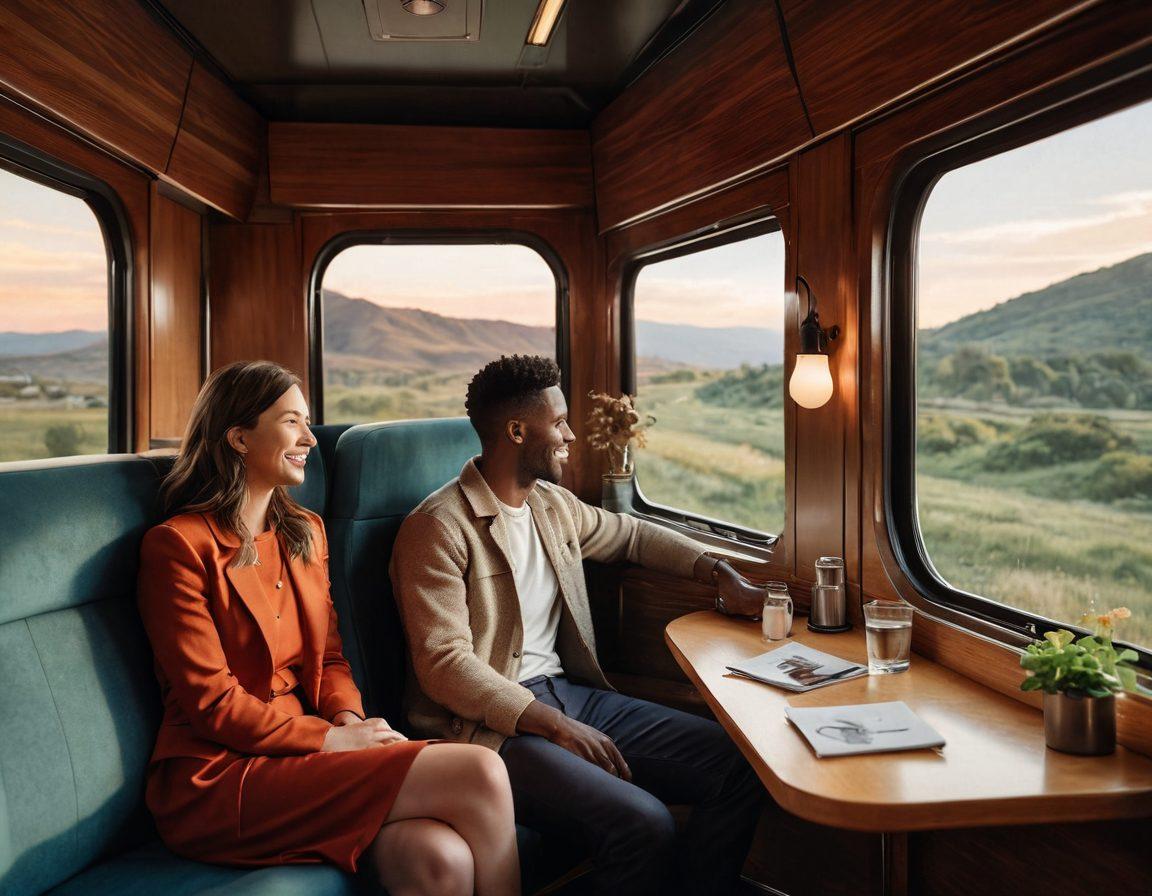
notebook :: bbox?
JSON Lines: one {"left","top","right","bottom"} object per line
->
{"left": 725, "top": 643, "right": 867, "bottom": 692}
{"left": 785, "top": 701, "right": 946, "bottom": 757}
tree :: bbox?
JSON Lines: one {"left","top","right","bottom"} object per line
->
{"left": 44, "top": 423, "right": 84, "bottom": 457}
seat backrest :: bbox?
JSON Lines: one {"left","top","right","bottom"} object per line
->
{"left": 326, "top": 418, "right": 480, "bottom": 725}
{"left": 0, "top": 455, "right": 166, "bottom": 896}
{"left": 288, "top": 423, "right": 354, "bottom": 517}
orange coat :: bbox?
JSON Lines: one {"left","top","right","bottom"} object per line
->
{"left": 137, "top": 510, "right": 364, "bottom": 764}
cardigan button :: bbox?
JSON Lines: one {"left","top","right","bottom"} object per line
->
{"left": 451, "top": 717, "right": 464, "bottom": 735}
{"left": 513, "top": 651, "right": 521, "bottom": 658}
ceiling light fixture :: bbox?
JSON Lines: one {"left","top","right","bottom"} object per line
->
{"left": 402, "top": 0, "right": 445, "bottom": 15}
{"left": 526, "top": 0, "right": 567, "bottom": 46}
{"left": 788, "top": 275, "right": 839, "bottom": 410}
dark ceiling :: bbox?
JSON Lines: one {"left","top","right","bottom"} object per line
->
{"left": 148, "top": 0, "right": 727, "bottom": 128}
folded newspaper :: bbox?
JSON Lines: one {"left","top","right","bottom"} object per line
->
{"left": 785, "top": 701, "right": 946, "bottom": 757}
{"left": 725, "top": 643, "right": 867, "bottom": 692}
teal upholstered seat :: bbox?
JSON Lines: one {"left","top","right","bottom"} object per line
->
{"left": 0, "top": 438, "right": 360, "bottom": 896}
{"left": 325, "top": 418, "right": 480, "bottom": 725}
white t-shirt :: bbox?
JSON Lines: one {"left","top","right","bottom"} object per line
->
{"left": 498, "top": 499, "right": 565, "bottom": 682}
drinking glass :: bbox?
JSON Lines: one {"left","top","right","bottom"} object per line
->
{"left": 863, "top": 601, "right": 913, "bottom": 674}
{"left": 761, "top": 582, "right": 793, "bottom": 642}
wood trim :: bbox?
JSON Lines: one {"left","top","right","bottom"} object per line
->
{"left": 268, "top": 124, "right": 594, "bottom": 210}
{"left": 0, "top": 0, "right": 190, "bottom": 173}
{"left": 779, "top": 0, "right": 1099, "bottom": 135}
{"left": 149, "top": 186, "right": 204, "bottom": 441}
{"left": 163, "top": 62, "right": 262, "bottom": 220}
{"left": 666, "top": 611, "right": 1152, "bottom": 831}
{"left": 592, "top": 0, "right": 810, "bottom": 232}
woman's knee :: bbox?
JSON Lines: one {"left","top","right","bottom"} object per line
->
{"left": 405, "top": 827, "right": 474, "bottom": 896}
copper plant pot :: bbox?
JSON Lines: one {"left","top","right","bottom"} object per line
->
{"left": 1043, "top": 691, "right": 1116, "bottom": 755}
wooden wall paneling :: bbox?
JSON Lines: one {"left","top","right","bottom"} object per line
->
{"left": 792, "top": 135, "right": 853, "bottom": 587}
{"left": 0, "top": 95, "right": 154, "bottom": 451}
{"left": 0, "top": 0, "right": 190, "bottom": 173}
{"left": 268, "top": 125, "right": 594, "bottom": 210}
{"left": 149, "top": 186, "right": 203, "bottom": 442}
{"left": 164, "top": 62, "right": 263, "bottom": 220}
{"left": 909, "top": 820, "right": 1152, "bottom": 896}
{"left": 591, "top": 0, "right": 811, "bottom": 232}
{"left": 208, "top": 220, "right": 308, "bottom": 383}
{"left": 779, "top": 0, "right": 1093, "bottom": 135}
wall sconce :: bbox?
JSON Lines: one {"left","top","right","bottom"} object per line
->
{"left": 788, "top": 275, "right": 839, "bottom": 410}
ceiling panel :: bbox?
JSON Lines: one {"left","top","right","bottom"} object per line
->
{"left": 152, "top": 0, "right": 721, "bottom": 126}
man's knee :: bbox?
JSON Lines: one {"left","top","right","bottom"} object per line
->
{"left": 613, "top": 790, "right": 676, "bottom": 850}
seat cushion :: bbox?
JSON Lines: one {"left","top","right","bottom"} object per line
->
{"left": 45, "top": 841, "right": 363, "bottom": 896}
{"left": 326, "top": 418, "right": 479, "bottom": 722}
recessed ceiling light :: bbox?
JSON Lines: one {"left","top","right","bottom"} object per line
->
{"left": 402, "top": 0, "right": 445, "bottom": 15}
{"left": 526, "top": 0, "right": 566, "bottom": 46}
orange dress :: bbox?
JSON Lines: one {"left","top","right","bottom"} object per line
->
{"left": 139, "top": 513, "right": 428, "bottom": 873}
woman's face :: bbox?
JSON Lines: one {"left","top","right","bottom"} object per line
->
{"left": 228, "top": 384, "right": 316, "bottom": 492}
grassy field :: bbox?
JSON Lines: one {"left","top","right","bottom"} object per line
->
{"left": 0, "top": 405, "right": 108, "bottom": 461}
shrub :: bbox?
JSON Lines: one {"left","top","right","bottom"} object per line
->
{"left": 1084, "top": 452, "right": 1152, "bottom": 502}
{"left": 650, "top": 369, "right": 697, "bottom": 384}
{"left": 44, "top": 423, "right": 84, "bottom": 457}
{"left": 985, "top": 413, "right": 1134, "bottom": 471}
{"left": 695, "top": 364, "right": 784, "bottom": 408}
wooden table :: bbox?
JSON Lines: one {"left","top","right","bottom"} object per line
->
{"left": 665, "top": 612, "right": 1152, "bottom": 893}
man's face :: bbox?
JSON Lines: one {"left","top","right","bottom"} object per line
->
{"left": 515, "top": 385, "right": 575, "bottom": 485}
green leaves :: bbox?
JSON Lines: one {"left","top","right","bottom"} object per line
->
{"left": 1020, "top": 628, "right": 1139, "bottom": 696}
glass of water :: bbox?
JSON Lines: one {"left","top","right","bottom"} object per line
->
{"left": 863, "top": 601, "right": 913, "bottom": 674}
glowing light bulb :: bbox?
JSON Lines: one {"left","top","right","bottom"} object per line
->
{"left": 789, "top": 353, "right": 834, "bottom": 409}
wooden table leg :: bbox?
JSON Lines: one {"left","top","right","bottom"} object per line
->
{"left": 880, "top": 832, "right": 909, "bottom": 896}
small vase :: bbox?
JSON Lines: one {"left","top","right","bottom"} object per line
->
{"left": 1042, "top": 691, "right": 1116, "bottom": 755}
{"left": 601, "top": 473, "right": 634, "bottom": 514}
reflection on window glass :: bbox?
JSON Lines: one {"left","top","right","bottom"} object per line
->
{"left": 321, "top": 243, "right": 556, "bottom": 423}
{"left": 0, "top": 167, "right": 109, "bottom": 461}
{"left": 916, "top": 98, "right": 1152, "bottom": 648}
{"left": 633, "top": 229, "right": 787, "bottom": 534}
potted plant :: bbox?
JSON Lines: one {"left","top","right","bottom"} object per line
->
{"left": 1020, "top": 608, "right": 1138, "bottom": 755}
{"left": 585, "top": 391, "right": 655, "bottom": 513}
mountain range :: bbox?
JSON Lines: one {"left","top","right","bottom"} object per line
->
{"left": 3, "top": 254, "right": 1148, "bottom": 381}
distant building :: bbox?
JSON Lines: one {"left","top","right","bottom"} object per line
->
{"left": 17, "top": 384, "right": 41, "bottom": 399}
{"left": 0, "top": 373, "right": 32, "bottom": 385}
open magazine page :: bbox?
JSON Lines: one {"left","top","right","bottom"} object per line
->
{"left": 784, "top": 701, "right": 946, "bottom": 757}
{"left": 726, "top": 643, "right": 867, "bottom": 692}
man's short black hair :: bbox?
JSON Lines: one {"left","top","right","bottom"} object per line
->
{"left": 466, "top": 354, "right": 560, "bottom": 444}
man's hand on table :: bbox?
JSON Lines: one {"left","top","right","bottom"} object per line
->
{"left": 715, "top": 561, "right": 765, "bottom": 617}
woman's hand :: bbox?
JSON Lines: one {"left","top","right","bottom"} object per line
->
{"left": 322, "top": 717, "right": 409, "bottom": 752}
{"left": 332, "top": 710, "right": 363, "bottom": 727}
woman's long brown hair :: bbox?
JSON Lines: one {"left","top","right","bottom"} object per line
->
{"left": 162, "top": 360, "right": 315, "bottom": 567}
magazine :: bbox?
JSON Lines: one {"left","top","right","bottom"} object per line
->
{"left": 725, "top": 643, "right": 867, "bottom": 692}
{"left": 785, "top": 701, "right": 946, "bottom": 757}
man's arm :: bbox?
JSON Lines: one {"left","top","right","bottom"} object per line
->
{"left": 560, "top": 488, "right": 764, "bottom": 615}
{"left": 391, "top": 511, "right": 536, "bottom": 736}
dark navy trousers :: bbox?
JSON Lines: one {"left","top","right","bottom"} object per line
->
{"left": 500, "top": 675, "right": 764, "bottom": 896}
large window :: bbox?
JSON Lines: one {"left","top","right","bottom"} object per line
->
{"left": 910, "top": 98, "right": 1152, "bottom": 650}
{"left": 0, "top": 161, "right": 117, "bottom": 461}
{"left": 628, "top": 224, "right": 787, "bottom": 538}
{"left": 316, "top": 238, "right": 562, "bottom": 424}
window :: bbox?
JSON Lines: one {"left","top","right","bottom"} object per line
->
{"left": 0, "top": 157, "right": 123, "bottom": 462}
{"left": 315, "top": 237, "right": 563, "bottom": 424}
{"left": 907, "top": 97, "right": 1152, "bottom": 650}
{"left": 627, "top": 223, "right": 787, "bottom": 539}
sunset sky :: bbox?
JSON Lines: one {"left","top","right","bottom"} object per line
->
{"left": 1, "top": 98, "right": 1148, "bottom": 335}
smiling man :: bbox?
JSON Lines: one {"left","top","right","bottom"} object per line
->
{"left": 390, "top": 354, "right": 765, "bottom": 896}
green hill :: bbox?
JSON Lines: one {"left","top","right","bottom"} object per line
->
{"left": 921, "top": 251, "right": 1152, "bottom": 358}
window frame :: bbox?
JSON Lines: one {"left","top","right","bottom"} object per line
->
{"left": 0, "top": 133, "right": 133, "bottom": 454}
{"left": 621, "top": 215, "right": 785, "bottom": 553}
{"left": 308, "top": 230, "right": 570, "bottom": 425}
{"left": 887, "top": 82, "right": 1152, "bottom": 664}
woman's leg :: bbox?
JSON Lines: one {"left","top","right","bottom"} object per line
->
{"left": 368, "top": 818, "right": 473, "bottom": 896}
{"left": 386, "top": 743, "right": 519, "bottom": 896}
